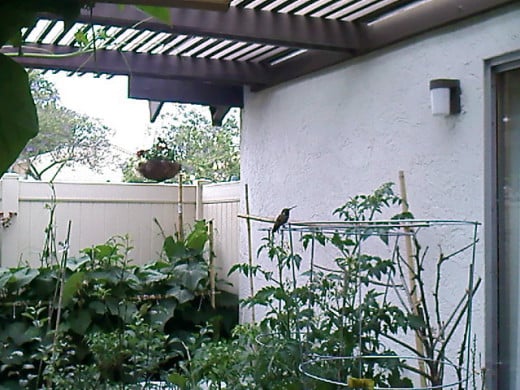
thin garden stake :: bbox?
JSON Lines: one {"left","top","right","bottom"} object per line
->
{"left": 209, "top": 220, "right": 216, "bottom": 309}
{"left": 48, "top": 220, "right": 72, "bottom": 387}
{"left": 244, "top": 184, "right": 256, "bottom": 322}
{"left": 178, "top": 173, "right": 184, "bottom": 241}
{"left": 399, "top": 170, "right": 427, "bottom": 387}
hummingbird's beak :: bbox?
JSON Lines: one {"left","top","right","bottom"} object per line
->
{"left": 289, "top": 205, "right": 297, "bottom": 210}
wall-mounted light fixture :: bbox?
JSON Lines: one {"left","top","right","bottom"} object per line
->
{"left": 429, "top": 79, "right": 461, "bottom": 116}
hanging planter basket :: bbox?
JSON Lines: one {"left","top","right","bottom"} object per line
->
{"left": 137, "top": 158, "right": 182, "bottom": 182}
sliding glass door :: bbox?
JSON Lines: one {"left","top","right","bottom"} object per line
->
{"left": 496, "top": 67, "right": 520, "bottom": 390}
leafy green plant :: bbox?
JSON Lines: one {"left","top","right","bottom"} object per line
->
{"left": 0, "top": 222, "right": 238, "bottom": 388}
{"left": 216, "top": 183, "right": 413, "bottom": 389}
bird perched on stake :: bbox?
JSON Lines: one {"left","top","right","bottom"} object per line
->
{"left": 272, "top": 206, "right": 297, "bottom": 233}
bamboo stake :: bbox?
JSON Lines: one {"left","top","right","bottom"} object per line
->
{"left": 177, "top": 173, "right": 184, "bottom": 241}
{"left": 209, "top": 220, "right": 216, "bottom": 309}
{"left": 399, "top": 170, "right": 427, "bottom": 387}
{"left": 244, "top": 184, "right": 256, "bottom": 322}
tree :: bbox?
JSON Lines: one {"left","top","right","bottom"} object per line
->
{"left": 0, "top": 1, "right": 171, "bottom": 176}
{"left": 13, "top": 71, "right": 115, "bottom": 180}
{"left": 123, "top": 105, "right": 240, "bottom": 183}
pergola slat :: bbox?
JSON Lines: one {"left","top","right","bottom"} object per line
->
{"left": 10, "top": 0, "right": 517, "bottom": 100}
{"left": 102, "top": 0, "right": 231, "bottom": 11}
{"left": 63, "top": 3, "right": 364, "bottom": 52}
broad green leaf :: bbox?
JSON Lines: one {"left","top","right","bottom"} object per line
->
{"left": 0, "top": 54, "right": 38, "bottom": 175}
{"left": 186, "top": 220, "right": 209, "bottom": 252}
{"left": 82, "top": 244, "right": 116, "bottom": 260}
{"left": 137, "top": 6, "right": 171, "bottom": 24}
{"left": 66, "top": 255, "right": 90, "bottom": 271}
{"left": 173, "top": 263, "right": 207, "bottom": 291}
{"left": 88, "top": 300, "right": 107, "bottom": 315}
{"left": 164, "top": 236, "right": 188, "bottom": 259}
{"left": 31, "top": 268, "right": 57, "bottom": 297}
{"left": 0, "top": 268, "right": 11, "bottom": 290}
{"left": 106, "top": 298, "right": 137, "bottom": 323}
{"left": 9, "top": 268, "right": 39, "bottom": 290}
{"left": 118, "top": 302, "right": 138, "bottom": 323}
{"left": 4, "top": 322, "right": 32, "bottom": 346}
{"left": 137, "top": 268, "right": 168, "bottom": 284}
{"left": 149, "top": 299, "right": 177, "bottom": 329}
{"left": 61, "top": 271, "right": 85, "bottom": 307}
{"left": 67, "top": 309, "right": 92, "bottom": 335}
{"left": 166, "top": 285, "right": 194, "bottom": 304}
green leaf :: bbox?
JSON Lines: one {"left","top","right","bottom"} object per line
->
{"left": 61, "top": 271, "right": 85, "bottom": 307}
{"left": 82, "top": 244, "right": 116, "bottom": 260}
{"left": 168, "top": 372, "right": 187, "bottom": 389}
{"left": 4, "top": 322, "right": 30, "bottom": 345}
{"left": 0, "top": 54, "right": 38, "bottom": 175}
{"left": 148, "top": 299, "right": 177, "bottom": 329}
{"left": 67, "top": 309, "right": 92, "bottom": 335}
{"left": 88, "top": 300, "right": 107, "bottom": 315}
{"left": 185, "top": 220, "right": 209, "bottom": 252}
{"left": 166, "top": 285, "right": 194, "bottom": 304}
{"left": 173, "top": 263, "right": 208, "bottom": 291}
{"left": 74, "top": 30, "right": 89, "bottom": 46}
{"left": 137, "top": 6, "right": 171, "bottom": 24}
{"left": 408, "top": 314, "right": 426, "bottom": 330}
{"left": 9, "top": 268, "right": 39, "bottom": 290}
{"left": 66, "top": 255, "right": 90, "bottom": 271}
{"left": 0, "top": 268, "right": 11, "bottom": 290}
{"left": 164, "top": 236, "right": 188, "bottom": 259}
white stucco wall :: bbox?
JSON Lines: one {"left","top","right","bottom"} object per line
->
{"left": 239, "top": 3, "right": 520, "bottom": 383}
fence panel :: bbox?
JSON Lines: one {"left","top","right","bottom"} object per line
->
{"left": 0, "top": 175, "right": 241, "bottom": 294}
{"left": 202, "top": 182, "right": 241, "bottom": 294}
{"left": 0, "top": 175, "right": 196, "bottom": 267}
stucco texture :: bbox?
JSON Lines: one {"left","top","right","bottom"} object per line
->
{"left": 238, "top": 3, "right": 520, "bottom": 376}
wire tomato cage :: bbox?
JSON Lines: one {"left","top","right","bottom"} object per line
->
{"left": 247, "top": 217, "right": 480, "bottom": 390}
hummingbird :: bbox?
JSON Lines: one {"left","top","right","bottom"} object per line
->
{"left": 272, "top": 206, "right": 296, "bottom": 233}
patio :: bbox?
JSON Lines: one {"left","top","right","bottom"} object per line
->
{"left": 0, "top": 1, "right": 519, "bottom": 388}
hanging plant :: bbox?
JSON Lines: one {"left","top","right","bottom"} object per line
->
{"left": 136, "top": 137, "right": 182, "bottom": 182}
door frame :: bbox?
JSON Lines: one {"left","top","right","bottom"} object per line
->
{"left": 484, "top": 51, "right": 520, "bottom": 390}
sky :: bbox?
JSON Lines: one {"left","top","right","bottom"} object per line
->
{"left": 45, "top": 72, "right": 155, "bottom": 153}
{"left": 37, "top": 72, "right": 220, "bottom": 182}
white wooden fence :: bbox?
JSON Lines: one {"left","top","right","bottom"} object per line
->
{"left": 0, "top": 174, "right": 241, "bottom": 293}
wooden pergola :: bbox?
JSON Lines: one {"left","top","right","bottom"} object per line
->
{"left": 1, "top": 0, "right": 514, "bottom": 124}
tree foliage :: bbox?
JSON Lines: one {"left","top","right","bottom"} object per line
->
{"left": 14, "top": 71, "right": 115, "bottom": 180}
{"left": 123, "top": 105, "right": 240, "bottom": 183}
{"left": 0, "top": 1, "right": 171, "bottom": 177}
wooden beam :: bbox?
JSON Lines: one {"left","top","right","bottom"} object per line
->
{"left": 102, "top": 0, "right": 230, "bottom": 11}
{"left": 49, "top": 3, "right": 363, "bottom": 52}
{"left": 148, "top": 100, "right": 164, "bottom": 122}
{"left": 2, "top": 44, "right": 271, "bottom": 87}
{"left": 129, "top": 75, "right": 243, "bottom": 107}
{"left": 209, "top": 105, "right": 231, "bottom": 126}
{"left": 253, "top": 50, "right": 353, "bottom": 91}
{"left": 364, "top": 0, "right": 516, "bottom": 51}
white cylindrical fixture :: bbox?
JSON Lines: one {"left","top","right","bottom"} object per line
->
{"left": 430, "top": 87, "right": 451, "bottom": 116}
{"left": 429, "top": 79, "right": 461, "bottom": 116}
